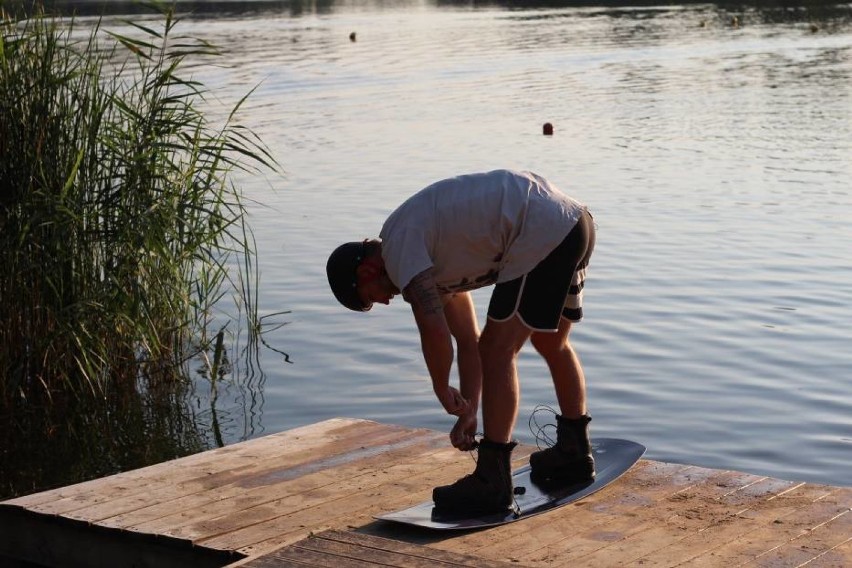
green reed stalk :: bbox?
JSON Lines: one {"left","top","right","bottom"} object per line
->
{"left": 0, "top": 5, "right": 277, "bottom": 403}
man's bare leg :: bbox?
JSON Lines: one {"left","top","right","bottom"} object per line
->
{"left": 478, "top": 315, "right": 532, "bottom": 443}
{"left": 530, "top": 318, "right": 586, "bottom": 419}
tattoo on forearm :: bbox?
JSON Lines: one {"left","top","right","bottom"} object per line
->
{"left": 408, "top": 271, "right": 443, "bottom": 316}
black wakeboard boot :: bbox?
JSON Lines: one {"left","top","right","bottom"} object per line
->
{"left": 432, "top": 439, "right": 517, "bottom": 515}
{"left": 529, "top": 414, "right": 595, "bottom": 486}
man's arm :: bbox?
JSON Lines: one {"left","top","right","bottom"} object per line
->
{"left": 443, "top": 292, "right": 482, "bottom": 450}
{"left": 405, "top": 269, "right": 468, "bottom": 416}
{"left": 443, "top": 292, "right": 481, "bottom": 414}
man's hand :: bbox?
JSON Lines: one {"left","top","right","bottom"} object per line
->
{"left": 450, "top": 412, "right": 478, "bottom": 451}
{"left": 435, "top": 384, "right": 469, "bottom": 416}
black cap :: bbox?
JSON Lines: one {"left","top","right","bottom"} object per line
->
{"left": 326, "top": 241, "right": 369, "bottom": 311}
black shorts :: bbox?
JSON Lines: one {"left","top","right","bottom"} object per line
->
{"left": 487, "top": 210, "right": 595, "bottom": 331}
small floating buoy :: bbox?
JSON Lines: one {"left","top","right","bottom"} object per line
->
{"left": 810, "top": 23, "right": 820, "bottom": 33}
{"left": 542, "top": 122, "right": 554, "bottom": 136}
{"left": 349, "top": 32, "right": 357, "bottom": 42}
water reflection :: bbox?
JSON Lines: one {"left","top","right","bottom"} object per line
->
{"left": 0, "top": 342, "right": 267, "bottom": 499}
{"left": 0, "top": 380, "right": 204, "bottom": 499}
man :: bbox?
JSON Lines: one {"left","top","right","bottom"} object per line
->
{"left": 326, "top": 169, "right": 596, "bottom": 515}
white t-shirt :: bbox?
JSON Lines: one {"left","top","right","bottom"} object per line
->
{"left": 379, "top": 169, "right": 586, "bottom": 294}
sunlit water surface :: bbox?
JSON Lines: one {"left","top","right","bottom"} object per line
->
{"left": 105, "top": 1, "right": 851, "bottom": 487}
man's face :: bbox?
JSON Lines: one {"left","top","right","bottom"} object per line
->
{"left": 357, "top": 278, "right": 396, "bottom": 311}
{"left": 356, "top": 259, "right": 397, "bottom": 310}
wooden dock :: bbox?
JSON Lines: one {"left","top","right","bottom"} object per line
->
{"left": 0, "top": 417, "right": 849, "bottom": 567}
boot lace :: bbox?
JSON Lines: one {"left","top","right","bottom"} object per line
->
{"left": 529, "top": 404, "right": 560, "bottom": 451}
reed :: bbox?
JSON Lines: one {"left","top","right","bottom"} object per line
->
{"left": 0, "top": 4, "right": 277, "bottom": 405}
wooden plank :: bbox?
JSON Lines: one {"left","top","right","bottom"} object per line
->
{"left": 686, "top": 488, "right": 851, "bottom": 566}
{"left": 294, "top": 534, "right": 474, "bottom": 567}
{"left": 515, "top": 468, "right": 769, "bottom": 565}
{"left": 606, "top": 477, "right": 802, "bottom": 566}
{"left": 102, "top": 426, "right": 435, "bottom": 530}
{"left": 748, "top": 503, "right": 851, "bottom": 567}
{"left": 577, "top": 473, "right": 784, "bottom": 565}
{"left": 569, "top": 482, "right": 851, "bottom": 568}
{"left": 805, "top": 536, "right": 852, "bottom": 567}
{"left": 313, "top": 530, "right": 516, "bottom": 568}
{"left": 194, "top": 441, "right": 473, "bottom": 551}
{"left": 266, "top": 546, "right": 379, "bottom": 568}
{"left": 0, "top": 418, "right": 442, "bottom": 568}
{"left": 15, "top": 418, "right": 388, "bottom": 518}
{"left": 235, "top": 446, "right": 536, "bottom": 559}
{"left": 131, "top": 429, "right": 447, "bottom": 544}
{"left": 75, "top": 423, "right": 432, "bottom": 527}
{"left": 426, "top": 460, "right": 704, "bottom": 561}
{"left": 452, "top": 461, "right": 703, "bottom": 556}
{"left": 639, "top": 482, "right": 840, "bottom": 566}
{"left": 3, "top": 418, "right": 850, "bottom": 568}
{"left": 239, "top": 530, "right": 518, "bottom": 568}
{"left": 232, "top": 554, "right": 312, "bottom": 568}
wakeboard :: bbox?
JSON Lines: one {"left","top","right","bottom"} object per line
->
{"left": 376, "top": 437, "right": 645, "bottom": 530}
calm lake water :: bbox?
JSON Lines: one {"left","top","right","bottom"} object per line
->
{"left": 100, "top": 1, "right": 850, "bottom": 487}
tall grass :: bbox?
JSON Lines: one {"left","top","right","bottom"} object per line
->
{"left": 0, "top": 4, "right": 277, "bottom": 406}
